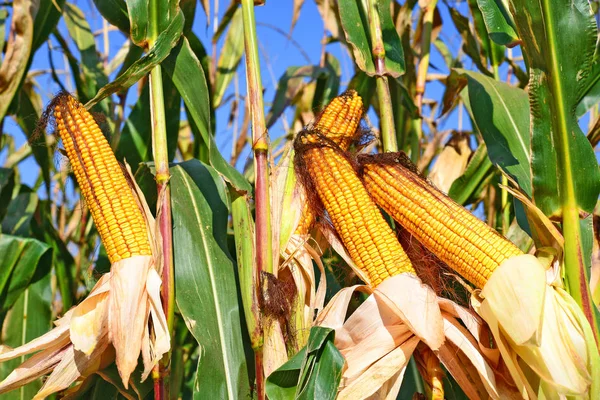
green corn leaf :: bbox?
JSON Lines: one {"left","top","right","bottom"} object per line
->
{"left": 509, "top": 0, "right": 600, "bottom": 331}
{"left": 170, "top": 160, "right": 251, "bottom": 399}
{"left": 162, "top": 37, "right": 251, "bottom": 193}
{"left": 0, "top": 275, "right": 52, "bottom": 400}
{"left": 455, "top": 69, "right": 531, "bottom": 196}
{"left": 85, "top": 10, "right": 184, "bottom": 109}
{"left": 266, "top": 327, "right": 344, "bottom": 400}
{"left": 475, "top": 0, "right": 519, "bottom": 46}
{"left": 213, "top": 8, "right": 244, "bottom": 108}
{"left": 0, "top": 234, "right": 52, "bottom": 314}
{"left": 338, "top": 0, "right": 404, "bottom": 77}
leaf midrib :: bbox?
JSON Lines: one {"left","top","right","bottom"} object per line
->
{"left": 179, "top": 170, "right": 235, "bottom": 399}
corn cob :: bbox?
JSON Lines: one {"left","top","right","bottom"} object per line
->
{"left": 294, "top": 131, "right": 414, "bottom": 286}
{"left": 295, "top": 90, "right": 364, "bottom": 235}
{"left": 53, "top": 94, "right": 152, "bottom": 263}
{"left": 359, "top": 155, "right": 523, "bottom": 288}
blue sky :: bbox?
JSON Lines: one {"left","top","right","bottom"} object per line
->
{"left": 0, "top": 0, "right": 535, "bottom": 197}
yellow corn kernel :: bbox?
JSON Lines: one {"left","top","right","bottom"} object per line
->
{"left": 296, "top": 90, "right": 364, "bottom": 235}
{"left": 360, "top": 156, "right": 523, "bottom": 288}
{"left": 311, "top": 89, "right": 364, "bottom": 150}
{"left": 295, "top": 131, "right": 414, "bottom": 286}
{"left": 53, "top": 94, "right": 152, "bottom": 263}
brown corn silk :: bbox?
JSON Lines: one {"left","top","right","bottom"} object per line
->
{"left": 294, "top": 131, "right": 414, "bottom": 286}
{"left": 359, "top": 153, "right": 523, "bottom": 288}
{"left": 53, "top": 94, "right": 151, "bottom": 263}
{"left": 295, "top": 90, "right": 364, "bottom": 235}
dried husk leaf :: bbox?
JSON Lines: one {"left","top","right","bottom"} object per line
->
{"left": 263, "top": 319, "right": 288, "bottom": 377}
{"left": 70, "top": 276, "right": 111, "bottom": 355}
{"left": 109, "top": 255, "right": 151, "bottom": 387}
{"left": 473, "top": 254, "right": 596, "bottom": 397}
{"left": 373, "top": 274, "right": 444, "bottom": 350}
{"left": 141, "top": 268, "right": 170, "bottom": 380}
{"left": 428, "top": 132, "right": 472, "bottom": 193}
{"left": 33, "top": 336, "right": 109, "bottom": 400}
{"left": 338, "top": 337, "right": 419, "bottom": 400}
{"left": 318, "top": 274, "right": 505, "bottom": 399}
{"left": 0, "top": 313, "right": 71, "bottom": 362}
{"left": 0, "top": 342, "right": 70, "bottom": 394}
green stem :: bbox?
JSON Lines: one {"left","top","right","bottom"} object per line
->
{"left": 539, "top": 0, "right": 599, "bottom": 341}
{"left": 241, "top": 0, "right": 272, "bottom": 397}
{"left": 376, "top": 77, "right": 397, "bottom": 152}
{"left": 368, "top": 0, "right": 397, "bottom": 152}
{"left": 241, "top": 0, "right": 273, "bottom": 275}
{"left": 150, "top": 63, "right": 175, "bottom": 400}
{"left": 148, "top": 5, "right": 175, "bottom": 398}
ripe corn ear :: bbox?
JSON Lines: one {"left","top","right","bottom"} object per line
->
{"left": 295, "top": 132, "right": 414, "bottom": 286}
{"left": 53, "top": 94, "right": 152, "bottom": 263}
{"left": 360, "top": 155, "right": 523, "bottom": 288}
{"left": 295, "top": 90, "right": 364, "bottom": 235}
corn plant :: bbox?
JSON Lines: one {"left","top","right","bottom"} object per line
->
{"left": 0, "top": 0, "right": 599, "bottom": 399}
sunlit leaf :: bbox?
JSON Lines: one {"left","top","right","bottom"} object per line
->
{"left": 85, "top": 10, "right": 184, "bottom": 108}
{"left": 510, "top": 0, "right": 600, "bottom": 332}
{"left": 64, "top": 3, "right": 109, "bottom": 107}
{"left": 162, "top": 37, "right": 251, "bottom": 193}
{"left": 170, "top": 160, "right": 251, "bottom": 399}
{"left": 449, "top": 8, "right": 491, "bottom": 76}
{"left": 576, "top": 60, "right": 600, "bottom": 117}
{"left": 455, "top": 69, "right": 531, "bottom": 196}
{"left": 125, "top": 0, "right": 149, "bottom": 46}
{"left": 266, "top": 327, "right": 344, "bottom": 400}
{"left": 266, "top": 65, "right": 323, "bottom": 129}
{"left": 467, "top": 0, "right": 505, "bottom": 66}
{"left": 213, "top": 0, "right": 238, "bottom": 43}
{"left": 32, "top": 0, "right": 65, "bottom": 51}
{"left": 338, "top": 0, "right": 404, "bottom": 77}
{"left": 291, "top": 0, "right": 305, "bottom": 33}
{"left": 312, "top": 53, "right": 341, "bottom": 111}
{"left": 213, "top": 7, "right": 244, "bottom": 108}
{"left": 231, "top": 192, "right": 261, "bottom": 350}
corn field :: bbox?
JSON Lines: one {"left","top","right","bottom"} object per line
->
{"left": 1, "top": 0, "right": 600, "bottom": 398}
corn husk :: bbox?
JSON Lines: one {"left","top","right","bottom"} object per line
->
{"left": 272, "top": 144, "right": 327, "bottom": 357}
{"left": 487, "top": 174, "right": 600, "bottom": 398}
{"left": 472, "top": 254, "right": 599, "bottom": 399}
{"left": 0, "top": 162, "right": 169, "bottom": 397}
{"left": 316, "top": 273, "right": 515, "bottom": 399}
